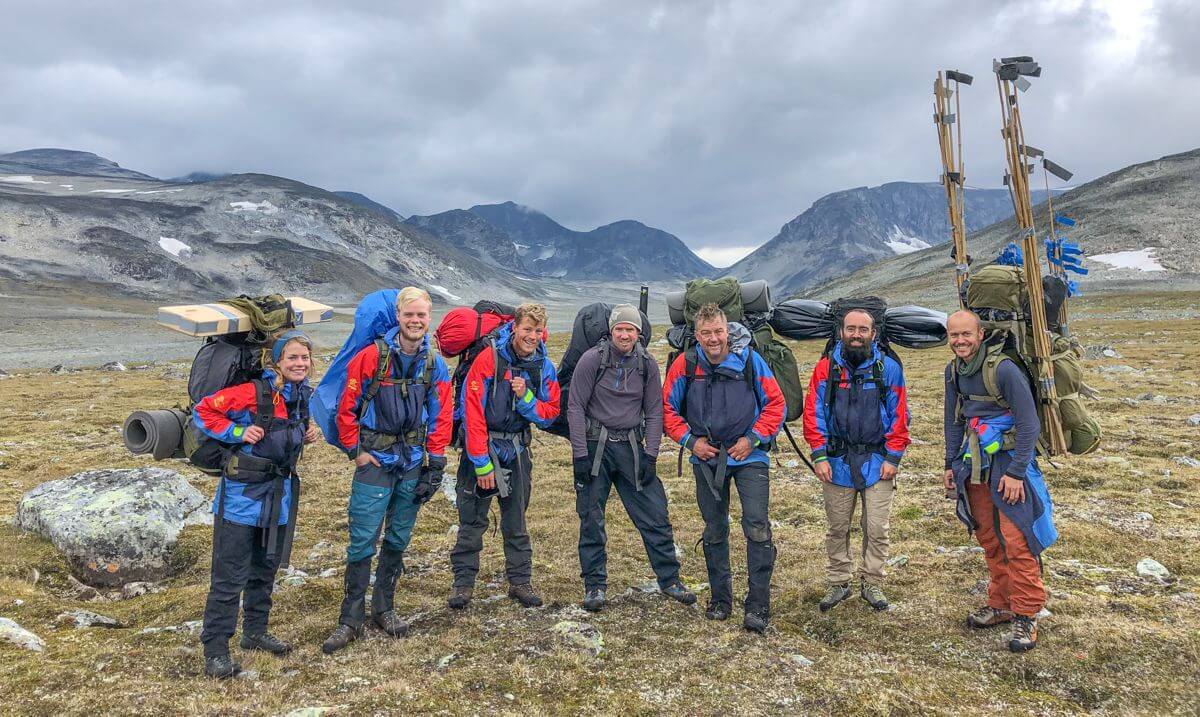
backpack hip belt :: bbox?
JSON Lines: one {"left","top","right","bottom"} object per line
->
{"left": 586, "top": 423, "right": 645, "bottom": 490}
{"left": 485, "top": 429, "right": 530, "bottom": 499}
{"left": 359, "top": 425, "right": 427, "bottom": 454}
{"left": 825, "top": 438, "right": 886, "bottom": 459}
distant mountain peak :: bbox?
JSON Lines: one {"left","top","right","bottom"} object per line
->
{"left": 0, "top": 148, "right": 158, "bottom": 181}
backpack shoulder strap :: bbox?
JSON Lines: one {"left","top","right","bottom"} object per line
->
{"left": 823, "top": 355, "right": 840, "bottom": 416}
{"left": 252, "top": 378, "right": 276, "bottom": 428}
{"left": 357, "top": 339, "right": 390, "bottom": 419}
{"left": 981, "top": 351, "right": 1011, "bottom": 410}
{"left": 742, "top": 348, "right": 760, "bottom": 409}
{"left": 873, "top": 359, "right": 888, "bottom": 406}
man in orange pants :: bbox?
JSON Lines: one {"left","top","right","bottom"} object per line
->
{"left": 943, "top": 310, "right": 1058, "bottom": 652}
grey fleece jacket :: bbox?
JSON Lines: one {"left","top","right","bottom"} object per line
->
{"left": 943, "top": 357, "right": 1040, "bottom": 479}
{"left": 567, "top": 343, "right": 663, "bottom": 460}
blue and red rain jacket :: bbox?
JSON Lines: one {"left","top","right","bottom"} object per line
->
{"left": 803, "top": 342, "right": 910, "bottom": 490}
{"left": 336, "top": 330, "right": 452, "bottom": 470}
{"left": 461, "top": 322, "right": 560, "bottom": 475}
{"left": 193, "top": 368, "right": 309, "bottom": 527}
{"left": 662, "top": 326, "right": 786, "bottom": 468}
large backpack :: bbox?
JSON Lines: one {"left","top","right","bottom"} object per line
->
{"left": 665, "top": 279, "right": 810, "bottom": 469}
{"left": 182, "top": 294, "right": 297, "bottom": 475}
{"left": 963, "top": 263, "right": 1101, "bottom": 456}
{"left": 546, "top": 302, "right": 652, "bottom": 439}
{"left": 432, "top": 300, "right": 518, "bottom": 448}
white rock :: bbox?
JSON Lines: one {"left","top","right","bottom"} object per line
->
{"left": 318, "top": 568, "right": 338, "bottom": 579}
{"left": 552, "top": 620, "right": 604, "bottom": 656}
{"left": 1172, "top": 456, "right": 1200, "bottom": 468}
{"left": 121, "top": 581, "right": 165, "bottom": 599}
{"left": 1095, "top": 585, "right": 1112, "bottom": 593}
{"left": 284, "top": 709, "right": 335, "bottom": 717}
{"left": 1136, "top": 558, "right": 1171, "bottom": 581}
{"left": 787, "top": 654, "right": 814, "bottom": 668}
{"left": 100, "top": 361, "right": 127, "bottom": 372}
{"left": 440, "top": 473, "right": 457, "bottom": 506}
{"left": 0, "top": 617, "right": 44, "bottom": 651}
{"left": 56, "top": 609, "right": 121, "bottom": 628}
{"left": 437, "top": 653, "right": 457, "bottom": 670}
{"left": 1035, "top": 608, "right": 1053, "bottom": 619}
{"left": 1132, "top": 511, "right": 1154, "bottom": 522}
{"left": 1187, "top": 414, "right": 1200, "bottom": 427}
{"left": 236, "top": 669, "right": 259, "bottom": 681}
{"left": 886, "top": 555, "right": 909, "bottom": 568}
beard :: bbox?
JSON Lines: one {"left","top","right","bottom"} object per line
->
{"left": 843, "top": 340, "right": 873, "bottom": 367}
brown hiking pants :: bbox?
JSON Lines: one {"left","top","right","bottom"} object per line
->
{"left": 822, "top": 480, "right": 894, "bottom": 585}
{"left": 966, "top": 482, "right": 1045, "bottom": 617}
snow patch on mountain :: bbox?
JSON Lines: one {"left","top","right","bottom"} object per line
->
{"left": 429, "top": 284, "right": 462, "bottom": 302}
{"left": 90, "top": 188, "right": 135, "bottom": 194}
{"left": 157, "top": 236, "right": 192, "bottom": 258}
{"left": 1, "top": 175, "right": 52, "bottom": 185}
{"left": 1090, "top": 248, "right": 1165, "bottom": 272}
{"left": 229, "top": 200, "right": 279, "bottom": 214}
{"left": 884, "top": 225, "right": 932, "bottom": 255}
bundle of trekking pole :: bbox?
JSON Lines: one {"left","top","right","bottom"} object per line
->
{"left": 930, "top": 56, "right": 1100, "bottom": 457}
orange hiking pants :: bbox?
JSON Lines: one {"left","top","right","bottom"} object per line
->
{"left": 966, "top": 482, "right": 1045, "bottom": 617}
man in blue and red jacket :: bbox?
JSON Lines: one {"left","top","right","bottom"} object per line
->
{"left": 663, "top": 303, "right": 786, "bottom": 633}
{"left": 321, "top": 287, "right": 453, "bottom": 654}
{"left": 804, "top": 309, "right": 910, "bottom": 613}
{"left": 448, "top": 303, "right": 560, "bottom": 610}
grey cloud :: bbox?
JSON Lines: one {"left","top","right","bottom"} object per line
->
{"left": 1, "top": 0, "right": 1195, "bottom": 255}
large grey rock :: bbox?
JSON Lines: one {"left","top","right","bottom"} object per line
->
{"left": 16, "top": 467, "right": 210, "bottom": 587}
{"left": 0, "top": 617, "right": 45, "bottom": 651}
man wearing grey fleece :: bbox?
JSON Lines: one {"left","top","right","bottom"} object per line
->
{"left": 568, "top": 304, "right": 696, "bottom": 612}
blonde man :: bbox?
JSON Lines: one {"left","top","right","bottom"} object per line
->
{"left": 322, "top": 287, "right": 453, "bottom": 653}
{"left": 448, "top": 303, "right": 560, "bottom": 609}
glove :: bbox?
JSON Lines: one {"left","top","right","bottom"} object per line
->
{"left": 414, "top": 456, "right": 446, "bottom": 505}
{"left": 573, "top": 456, "right": 592, "bottom": 491}
{"left": 640, "top": 451, "right": 657, "bottom": 486}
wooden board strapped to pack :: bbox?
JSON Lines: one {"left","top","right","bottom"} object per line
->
{"left": 156, "top": 297, "right": 334, "bottom": 337}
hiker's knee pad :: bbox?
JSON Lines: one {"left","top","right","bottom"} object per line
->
{"left": 744, "top": 518, "right": 772, "bottom": 544}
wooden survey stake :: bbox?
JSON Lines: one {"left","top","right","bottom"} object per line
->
{"left": 157, "top": 297, "right": 334, "bottom": 337}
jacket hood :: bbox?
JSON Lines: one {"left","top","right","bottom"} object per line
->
{"left": 383, "top": 327, "right": 431, "bottom": 358}
{"left": 496, "top": 321, "right": 547, "bottom": 364}
{"left": 698, "top": 321, "right": 752, "bottom": 375}
{"left": 260, "top": 368, "right": 310, "bottom": 399}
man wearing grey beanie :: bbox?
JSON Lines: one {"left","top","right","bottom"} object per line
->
{"left": 566, "top": 304, "right": 695, "bottom": 612}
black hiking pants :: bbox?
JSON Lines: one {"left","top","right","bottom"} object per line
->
{"left": 450, "top": 450, "right": 534, "bottom": 587}
{"left": 694, "top": 462, "right": 775, "bottom": 615}
{"left": 201, "top": 519, "right": 284, "bottom": 657}
{"left": 577, "top": 439, "right": 680, "bottom": 591}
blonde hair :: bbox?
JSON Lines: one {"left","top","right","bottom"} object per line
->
{"left": 514, "top": 302, "right": 548, "bottom": 327}
{"left": 397, "top": 286, "right": 433, "bottom": 312}
{"left": 270, "top": 332, "right": 315, "bottom": 391}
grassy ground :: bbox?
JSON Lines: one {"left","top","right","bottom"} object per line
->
{"left": 1, "top": 292, "right": 1198, "bottom": 716}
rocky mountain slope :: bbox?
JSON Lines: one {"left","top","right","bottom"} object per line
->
{"left": 0, "top": 152, "right": 538, "bottom": 304}
{"left": 433, "top": 201, "right": 715, "bottom": 280}
{"left": 0, "top": 148, "right": 158, "bottom": 181}
{"left": 812, "top": 148, "right": 1200, "bottom": 305}
{"left": 723, "top": 182, "right": 1055, "bottom": 296}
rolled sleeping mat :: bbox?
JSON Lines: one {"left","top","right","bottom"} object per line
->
{"left": 665, "top": 279, "right": 773, "bottom": 326}
{"left": 768, "top": 299, "right": 834, "bottom": 341}
{"left": 123, "top": 409, "right": 188, "bottom": 461}
{"left": 884, "top": 305, "right": 948, "bottom": 349}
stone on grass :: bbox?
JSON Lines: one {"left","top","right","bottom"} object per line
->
{"left": 886, "top": 555, "right": 909, "bottom": 568}
{"left": 1172, "top": 456, "right": 1200, "bottom": 469}
{"left": 56, "top": 610, "right": 122, "bottom": 629}
{"left": 1188, "top": 414, "right": 1200, "bottom": 427}
{"left": 284, "top": 709, "right": 335, "bottom": 717}
{"left": 437, "top": 653, "right": 458, "bottom": 670}
{"left": 1132, "top": 512, "right": 1154, "bottom": 522}
{"left": 100, "top": 361, "right": 127, "bottom": 372}
{"left": 552, "top": 620, "right": 604, "bottom": 657}
{"left": 121, "top": 581, "right": 165, "bottom": 599}
{"left": 16, "top": 467, "right": 210, "bottom": 587}
{"left": 0, "top": 617, "right": 45, "bottom": 651}
{"left": 1136, "top": 558, "right": 1171, "bottom": 581}
{"left": 787, "top": 654, "right": 814, "bottom": 668}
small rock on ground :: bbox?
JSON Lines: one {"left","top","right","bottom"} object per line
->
{"left": 1173, "top": 456, "right": 1200, "bottom": 468}
{"left": 56, "top": 610, "right": 122, "bottom": 629}
{"left": 1136, "top": 558, "right": 1171, "bottom": 581}
{"left": 101, "top": 361, "right": 127, "bottom": 372}
{"left": 787, "top": 654, "right": 814, "bottom": 668}
{"left": 552, "top": 620, "right": 604, "bottom": 656}
{"left": 0, "top": 617, "right": 45, "bottom": 651}
{"left": 1188, "top": 414, "right": 1200, "bottom": 427}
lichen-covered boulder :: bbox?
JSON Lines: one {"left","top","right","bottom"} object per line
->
{"left": 16, "top": 467, "right": 210, "bottom": 587}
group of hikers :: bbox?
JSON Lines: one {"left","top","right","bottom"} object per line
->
{"left": 191, "top": 287, "right": 1053, "bottom": 679}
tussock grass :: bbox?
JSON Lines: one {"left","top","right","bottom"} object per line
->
{"left": 0, "top": 293, "right": 1197, "bottom": 715}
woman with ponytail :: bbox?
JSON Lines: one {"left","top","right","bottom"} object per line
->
{"left": 192, "top": 330, "right": 320, "bottom": 678}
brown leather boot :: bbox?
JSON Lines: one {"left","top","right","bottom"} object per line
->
{"left": 507, "top": 582, "right": 543, "bottom": 608}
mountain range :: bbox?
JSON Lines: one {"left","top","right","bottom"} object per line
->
{"left": 1, "top": 146, "right": 1194, "bottom": 306}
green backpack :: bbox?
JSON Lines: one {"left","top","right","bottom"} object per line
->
{"left": 964, "top": 265, "right": 1101, "bottom": 456}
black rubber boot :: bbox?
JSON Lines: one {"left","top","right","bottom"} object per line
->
{"left": 337, "top": 558, "right": 373, "bottom": 630}
{"left": 371, "top": 547, "right": 405, "bottom": 618}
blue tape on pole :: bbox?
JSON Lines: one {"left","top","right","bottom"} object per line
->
{"left": 1055, "top": 214, "right": 1076, "bottom": 227}
{"left": 997, "top": 242, "right": 1024, "bottom": 266}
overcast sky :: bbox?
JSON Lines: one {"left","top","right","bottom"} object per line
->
{"left": 2, "top": 0, "right": 1196, "bottom": 266}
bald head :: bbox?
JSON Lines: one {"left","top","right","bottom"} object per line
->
{"left": 947, "top": 310, "right": 984, "bottom": 361}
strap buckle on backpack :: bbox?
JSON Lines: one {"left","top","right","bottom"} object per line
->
{"left": 825, "top": 438, "right": 886, "bottom": 459}
{"left": 359, "top": 426, "right": 428, "bottom": 453}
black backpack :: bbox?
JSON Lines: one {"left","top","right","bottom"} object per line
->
{"left": 182, "top": 295, "right": 297, "bottom": 475}
{"left": 547, "top": 302, "right": 651, "bottom": 439}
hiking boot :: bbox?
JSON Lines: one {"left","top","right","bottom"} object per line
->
{"left": 705, "top": 601, "right": 731, "bottom": 621}
{"left": 204, "top": 654, "right": 242, "bottom": 679}
{"left": 860, "top": 582, "right": 889, "bottom": 611}
{"left": 662, "top": 581, "right": 697, "bottom": 606}
{"left": 743, "top": 610, "right": 769, "bottom": 634}
{"left": 582, "top": 588, "right": 606, "bottom": 612}
{"left": 1008, "top": 615, "right": 1038, "bottom": 652}
{"left": 239, "top": 631, "right": 291, "bottom": 655}
{"left": 448, "top": 585, "right": 473, "bottom": 610}
{"left": 966, "top": 605, "right": 1014, "bottom": 630}
{"left": 320, "top": 624, "right": 361, "bottom": 655}
{"left": 819, "top": 583, "right": 852, "bottom": 612}
{"left": 372, "top": 610, "right": 409, "bottom": 638}
{"left": 508, "top": 582, "right": 543, "bottom": 608}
